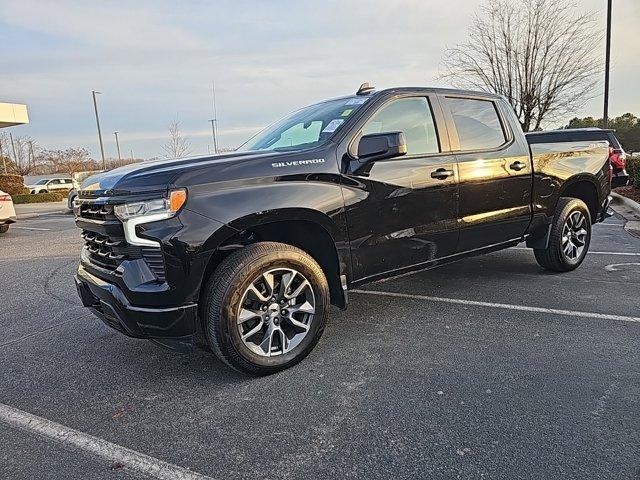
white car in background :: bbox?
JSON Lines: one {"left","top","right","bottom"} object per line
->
{"left": 0, "top": 190, "right": 17, "bottom": 234}
{"left": 26, "top": 177, "right": 73, "bottom": 194}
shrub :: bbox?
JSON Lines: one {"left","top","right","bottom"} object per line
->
{"left": 12, "top": 192, "right": 65, "bottom": 204}
{"left": 0, "top": 174, "right": 27, "bottom": 195}
{"left": 627, "top": 155, "right": 640, "bottom": 187}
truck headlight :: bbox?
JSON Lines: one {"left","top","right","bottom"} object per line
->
{"left": 114, "top": 189, "right": 187, "bottom": 221}
{"left": 114, "top": 189, "right": 187, "bottom": 247}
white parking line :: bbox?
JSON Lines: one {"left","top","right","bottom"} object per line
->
{"left": 12, "top": 226, "right": 51, "bottom": 231}
{"left": 511, "top": 247, "right": 640, "bottom": 256}
{"left": 0, "top": 403, "right": 214, "bottom": 480}
{"left": 352, "top": 289, "right": 640, "bottom": 324}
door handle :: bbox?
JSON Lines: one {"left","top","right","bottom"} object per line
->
{"left": 509, "top": 161, "right": 527, "bottom": 171}
{"left": 430, "top": 168, "right": 454, "bottom": 180}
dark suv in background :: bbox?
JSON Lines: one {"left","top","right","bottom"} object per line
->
{"left": 526, "top": 128, "right": 629, "bottom": 188}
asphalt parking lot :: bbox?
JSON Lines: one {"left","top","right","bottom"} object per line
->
{"left": 1, "top": 212, "right": 639, "bottom": 479}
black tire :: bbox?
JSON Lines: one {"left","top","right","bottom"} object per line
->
{"left": 0, "top": 225, "right": 9, "bottom": 234}
{"left": 68, "top": 193, "right": 77, "bottom": 212}
{"left": 202, "top": 241, "right": 329, "bottom": 375}
{"left": 534, "top": 197, "right": 592, "bottom": 272}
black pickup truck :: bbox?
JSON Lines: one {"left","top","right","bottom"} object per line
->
{"left": 74, "top": 85, "right": 612, "bottom": 374}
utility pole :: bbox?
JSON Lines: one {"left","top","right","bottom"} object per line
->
{"left": 603, "top": 0, "right": 612, "bottom": 128}
{"left": 28, "top": 141, "right": 35, "bottom": 172}
{"left": 0, "top": 136, "right": 6, "bottom": 173}
{"left": 92, "top": 90, "right": 106, "bottom": 169}
{"left": 9, "top": 132, "right": 18, "bottom": 169}
{"left": 210, "top": 80, "right": 219, "bottom": 153}
{"left": 209, "top": 119, "right": 217, "bottom": 154}
{"left": 114, "top": 131, "right": 122, "bottom": 161}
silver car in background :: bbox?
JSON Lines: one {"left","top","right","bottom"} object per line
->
{"left": 67, "top": 170, "right": 103, "bottom": 211}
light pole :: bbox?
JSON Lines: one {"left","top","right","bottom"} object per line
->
{"left": 9, "top": 132, "right": 18, "bottom": 167}
{"left": 603, "top": 0, "right": 612, "bottom": 128}
{"left": 114, "top": 131, "right": 122, "bottom": 162}
{"left": 92, "top": 90, "right": 106, "bottom": 169}
{"left": 209, "top": 119, "right": 218, "bottom": 154}
{"left": 210, "top": 80, "right": 219, "bottom": 153}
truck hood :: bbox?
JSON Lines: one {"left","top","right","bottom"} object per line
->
{"left": 79, "top": 151, "right": 278, "bottom": 197}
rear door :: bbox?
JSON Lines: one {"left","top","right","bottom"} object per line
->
{"left": 442, "top": 95, "right": 532, "bottom": 252}
{"left": 342, "top": 94, "right": 459, "bottom": 282}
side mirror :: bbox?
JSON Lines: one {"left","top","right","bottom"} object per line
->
{"left": 357, "top": 132, "right": 407, "bottom": 163}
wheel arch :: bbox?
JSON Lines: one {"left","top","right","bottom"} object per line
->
{"left": 199, "top": 208, "right": 349, "bottom": 310}
{"left": 557, "top": 175, "right": 601, "bottom": 222}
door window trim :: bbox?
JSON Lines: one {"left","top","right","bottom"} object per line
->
{"left": 441, "top": 94, "right": 514, "bottom": 154}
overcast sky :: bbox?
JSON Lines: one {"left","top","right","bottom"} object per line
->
{"left": 1, "top": 0, "right": 638, "bottom": 159}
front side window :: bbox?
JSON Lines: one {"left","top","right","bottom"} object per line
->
{"left": 360, "top": 97, "right": 439, "bottom": 156}
{"left": 238, "top": 97, "right": 369, "bottom": 152}
{"left": 447, "top": 98, "right": 506, "bottom": 151}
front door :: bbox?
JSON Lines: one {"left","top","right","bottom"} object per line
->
{"left": 341, "top": 95, "right": 459, "bottom": 283}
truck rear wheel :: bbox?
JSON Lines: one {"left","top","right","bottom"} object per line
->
{"left": 533, "top": 197, "right": 591, "bottom": 272}
{"left": 202, "top": 241, "right": 329, "bottom": 375}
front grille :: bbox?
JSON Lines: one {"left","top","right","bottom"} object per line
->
{"left": 80, "top": 203, "right": 117, "bottom": 221}
{"left": 78, "top": 201, "right": 166, "bottom": 281}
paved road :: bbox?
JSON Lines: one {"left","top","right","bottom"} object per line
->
{"left": 0, "top": 213, "right": 638, "bottom": 479}
{"left": 14, "top": 200, "right": 68, "bottom": 219}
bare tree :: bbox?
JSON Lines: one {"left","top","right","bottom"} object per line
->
{"left": 441, "top": 0, "right": 600, "bottom": 131}
{"left": 162, "top": 121, "right": 192, "bottom": 159}
{"left": 39, "top": 148, "right": 98, "bottom": 175}
{"left": 6, "top": 135, "right": 39, "bottom": 176}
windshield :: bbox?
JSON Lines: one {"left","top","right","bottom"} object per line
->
{"left": 238, "top": 96, "right": 370, "bottom": 152}
{"left": 36, "top": 179, "right": 50, "bottom": 185}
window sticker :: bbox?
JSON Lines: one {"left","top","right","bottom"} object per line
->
{"left": 345, "top": 97, "right": 369, "bottom": 105}
{"left": 341, "top": 109, "right": 353, "bottom": 117}
{"left": 322, "top": 119, "right": 344, "bottom": 133}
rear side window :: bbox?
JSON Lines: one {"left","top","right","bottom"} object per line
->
{"left": 361, "top": 97, "right": 439, "bottom": 155}
{"left": 606, "top": 133, "right": 621, "bottom": 149}
{"left": 447, "top": 98, "right": 506, "bottom": 151}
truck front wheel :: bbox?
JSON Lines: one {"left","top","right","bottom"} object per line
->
{"left": 202, "top": 241, "right": 329, "bottom": 375}
{"left": 534, "top": 197, "right": 592, "bottom": 272}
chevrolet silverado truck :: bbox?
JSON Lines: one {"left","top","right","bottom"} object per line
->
{"left": 74, "top": 85, "right": 612, "bottom": 375}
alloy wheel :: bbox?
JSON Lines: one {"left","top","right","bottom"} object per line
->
{"left": 561, "top": 211, "right": 588, "bottom": 260}
{"left": 236, "top": 268, "right": 316, "bottom": 357}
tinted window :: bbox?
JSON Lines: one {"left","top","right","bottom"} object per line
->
{"left": 362, "top": 97, "right": 439, "bottom": 155}
{"left": 447, "top": 98, "right": 506, "bottom": 150}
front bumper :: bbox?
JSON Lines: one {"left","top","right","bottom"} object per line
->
{"left": 75, "top": 264, "right": 197, "bottom": 352}
{"left": 0, "top": 215, "right": 17, "bottom": 225}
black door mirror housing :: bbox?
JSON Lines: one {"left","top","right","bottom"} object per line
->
{"left": 357, "top": 132, "right": 407, "bottom": 163}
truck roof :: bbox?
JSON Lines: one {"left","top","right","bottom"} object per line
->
{"left": 526, "top": 127, "right": 615, "bottom": 136}
{"left": 366, "top": 86, "right": 504, "bottom": 99}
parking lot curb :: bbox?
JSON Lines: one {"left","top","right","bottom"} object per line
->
{"left": 17, "top": 210, "right": 70, "bottom": 220}
{"left": 611, "top": 192, "right": 640, "bottom": 239}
